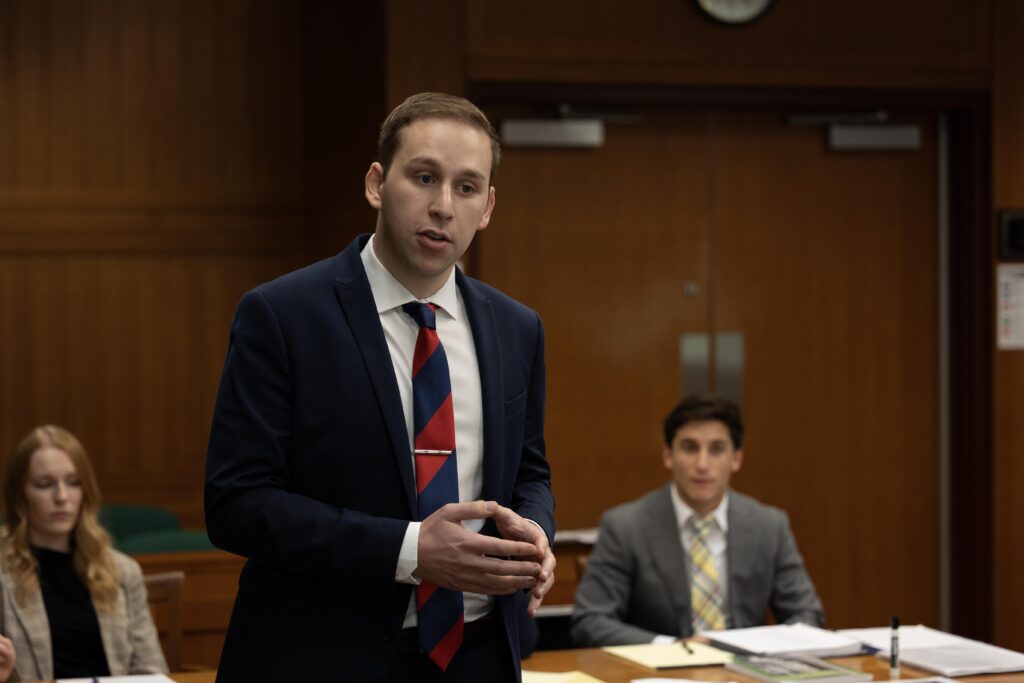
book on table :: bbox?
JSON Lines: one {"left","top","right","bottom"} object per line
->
{"left": 704, "top": 623, "right": 863, "bottom": 658}
{"left": 726, "top": 654, "right": 872, "bottom": 683}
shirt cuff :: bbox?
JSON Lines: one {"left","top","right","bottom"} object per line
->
{"left": 395, "top": 521, "right": 422, "bottom": 585}
{"left": 525, "top": 518, "right": 549, "bottom": 542}
{"left": 652, "top": 634, "right": 677, "bottom": 644}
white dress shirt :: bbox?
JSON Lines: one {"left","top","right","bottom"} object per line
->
{"left": 360, "top": 234, "right": 491, "bottom": 627}
{"left": 651, "top": 487, "right": 730, "bottom": 642}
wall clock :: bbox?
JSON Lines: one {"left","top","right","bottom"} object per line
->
{"left": 695, "top": 0, "right": 774, "bottom": 24}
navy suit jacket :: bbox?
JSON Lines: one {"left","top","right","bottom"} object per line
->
{"left": 205, "top": 235, "right": 555, "bottom": 682}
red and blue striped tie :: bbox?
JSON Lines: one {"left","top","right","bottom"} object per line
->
{"left": 403, "top": 301, "right": 464, "bottom": 670}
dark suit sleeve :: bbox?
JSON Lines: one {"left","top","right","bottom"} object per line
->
{"left": 769, "top": 511, "right": 826, "bottom": 627}
{"left": 509, "top": 313, "right": 555, "bottom": 540}
{"left": 570, "top": 512, "right": 660, "bottom": 646}
{"left": 204, "top": 289, "right": 408, "bottom": 590}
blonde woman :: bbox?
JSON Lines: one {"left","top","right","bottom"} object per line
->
{"left": 0, "top": 425, "right": 167, "bottom": 680}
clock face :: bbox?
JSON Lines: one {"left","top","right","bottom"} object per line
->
{"left": 696, "top": 0, "right": 774, "bottom": 24}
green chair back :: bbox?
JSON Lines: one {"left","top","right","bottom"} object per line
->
{"left": 99, "top": 504, "right": 180, "bottom": 546}
{"left": 119, "top": 529, "right": 216, "bottom": 555}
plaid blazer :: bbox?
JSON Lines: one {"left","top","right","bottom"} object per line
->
{"left": 0, "top": 549, "right": 168, "bottom": 681}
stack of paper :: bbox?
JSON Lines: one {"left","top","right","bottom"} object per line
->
{"left": 522, "top": 671, "right": 606, "bottom": 683}
{"left": 59, "top": 677, "right": 177, "bottom": 683}
{"left": 705, "top": 623, "right": 863, "bottom": 658}
{"left": 602, "top": 641, "right": 733, "bottom": 669}
{"left": 839, "top": 624, "right": 1024, "bottom": 677}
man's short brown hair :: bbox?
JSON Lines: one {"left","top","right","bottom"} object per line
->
{"left": 377, "top": 92, "right": 502, "bottom": 183}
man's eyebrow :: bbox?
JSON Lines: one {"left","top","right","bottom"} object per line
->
{"left": 404, "top": 156, "right": 487, "bottom": 182}
{"left": 406, "top": 156, "right": 442, "bottom": 169}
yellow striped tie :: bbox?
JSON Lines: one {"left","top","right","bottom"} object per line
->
{"left": 689, "top": 513, "right": 726, "bottom": 633}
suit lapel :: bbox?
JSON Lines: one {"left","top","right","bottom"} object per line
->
{"left": 6, "top": 575, "right": 54, "bottom": 680}
{"left": 457, "top": 271, "right": 505, "bottom": 502}
{"left": 95, "top": 589, "right": 128, "bottom": 675}
{"left": 726, "top": 493, "right": 754, "bottom": 627}
{"left": 643, "top": 486, "right": 692, "bottom": 634}
{"left": 334, "top": 238, "right": 416, "bottom": 515}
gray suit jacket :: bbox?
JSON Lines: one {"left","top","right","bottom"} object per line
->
{"left": 571, "top": 486, "right": 824, "bottom": 646}
{"left": 0, "top": 550, "right": 168, "bottom": 680}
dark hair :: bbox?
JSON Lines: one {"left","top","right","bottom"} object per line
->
{"left": 663, "top": 396, "right": 743, "bottom": 449}
{"left": 377, "top": 92, "right": 501, "bottom": 183}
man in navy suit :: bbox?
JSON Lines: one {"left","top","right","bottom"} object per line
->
{"left": 204, "top": 93, "right": 556, "bottom": 682}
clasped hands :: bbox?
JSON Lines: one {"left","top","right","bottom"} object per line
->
{"left": 415, "top": 500, "right": 555, "bottom": 616}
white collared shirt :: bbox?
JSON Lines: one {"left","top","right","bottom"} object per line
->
{"left": 651, "top": 487, "right": 731, "bottom": 642}
{"left": 360, "top": 234, "right": 490, "bottom": 627}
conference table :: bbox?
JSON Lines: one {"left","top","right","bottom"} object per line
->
{"left": 160, "top": 649, "right": 1024, "bottom": 683}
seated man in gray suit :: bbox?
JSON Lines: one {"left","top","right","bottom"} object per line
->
{"left": 571, "top": 396, "right": 824, "bottom": 646}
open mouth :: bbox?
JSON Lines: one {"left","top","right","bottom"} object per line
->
{"left": 418, "top": 230, "right": 451, "bottom": 243}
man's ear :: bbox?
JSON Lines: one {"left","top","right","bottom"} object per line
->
{"left": 732, "top": 448, "right": 744, "bottom": 473}
{"left": 477, "top": 186, "right": 496, "bottom": 231}
{"left": 662, "top": 445, "right": 674, "bottom": 471}
{"left": 365, "top": 162, "right": 385, "bottom": 209}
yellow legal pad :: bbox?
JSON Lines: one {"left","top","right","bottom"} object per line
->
{"left": 522, "top": 671, "right": 607, "bottom": 683}
{"left": 602, "top": 641, "right": 734, "bottom": 669}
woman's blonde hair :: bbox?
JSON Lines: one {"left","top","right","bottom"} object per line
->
{"left": 2, "top": 425, "right": 120, "bottom": 610}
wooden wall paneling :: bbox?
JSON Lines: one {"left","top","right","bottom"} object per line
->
{"left": 302, "top": 1, "right": 385, "bottom": 256}
{"left": 385, "top": 0, "right": 466, "bottom": 108}
{"left": 711, "top": 111, "right": 940, "bottom": 629}
{"left": 6, "top": 0, "right": 52, "bottom": 186}
{"left": 0, "top": 2, "right": 13, "bottom": 187}
{"left": 152, "top": 0, "right": 188, "bottom": 191}
{"left": 0, "top": 0, "right": 314, "bottom": 530}
{"left": 993, "top": 0, "right": 1024, "bottom": 653}
{"left": 50, "top": 0, "right": 87, "bottom": 188}
{"left": 0, "top": 0, "right": 305, "bottom": 208}
{"left": 476, "top": 111, "right": 712, "bottom": 530}
{"left": 84, "top": 0, "right": 122, "bottom": 188}
{"left": 182, "top": 0, "right": 224, "bottom": 192}
{"left": 464, "top": 0, "right": 992, "bottom": 90}
{"left": 137, "top": 550, "right": 246, "bottom": 669}
{"left": 0, "top": 249, "right": 303, "bottom": 528}
{"left": 118, "top": 0, "right": 157, "bottom": 191}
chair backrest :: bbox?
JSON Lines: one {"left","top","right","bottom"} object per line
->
{"left": 99, "top": 505, "right": 180, "bottom": 546}
{"left": 120, "top": 529, "right": 216, "bottom": 555}
{"left": 575, "top": 553, "right": 590, "bottom": 579}
{"left": 144, "top": 570, "right": 184, "bottom": 672}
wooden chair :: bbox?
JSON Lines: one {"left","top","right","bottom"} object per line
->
{"left": 575, "top": 553, "right": 590, "bottom": 580}
{"left": 144, "top": 570, "right": 185, "bottom": 672}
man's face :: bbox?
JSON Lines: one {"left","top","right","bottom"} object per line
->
{"left": 662, "top": 419, "right": 743, "bottom": 515}
{"left": 365, "top": 118, "right": 495, "bottom": 298}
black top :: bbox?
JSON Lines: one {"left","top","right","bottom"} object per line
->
{"left": 33, "top": 546, "right": 111, "bottom": 678}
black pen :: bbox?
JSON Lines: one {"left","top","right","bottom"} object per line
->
{"left": 890, "top": 615, "right": 900, "bottom": 679}
{"left": 680, "top": 638, "right": 694, "bottom": 655}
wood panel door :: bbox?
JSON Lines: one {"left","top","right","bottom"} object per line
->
{"left": 478, "top": 111, "right": 712, "bottom": 531}
{"left": 477, "top": 108, "right": 939, "bottom": 629}
{"left": 711, "top": 111, "right": 939, "bottom": 628}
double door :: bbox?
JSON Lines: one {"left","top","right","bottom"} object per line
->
{"left": 477, "top": 108, "right": 940, "bottom": 628}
